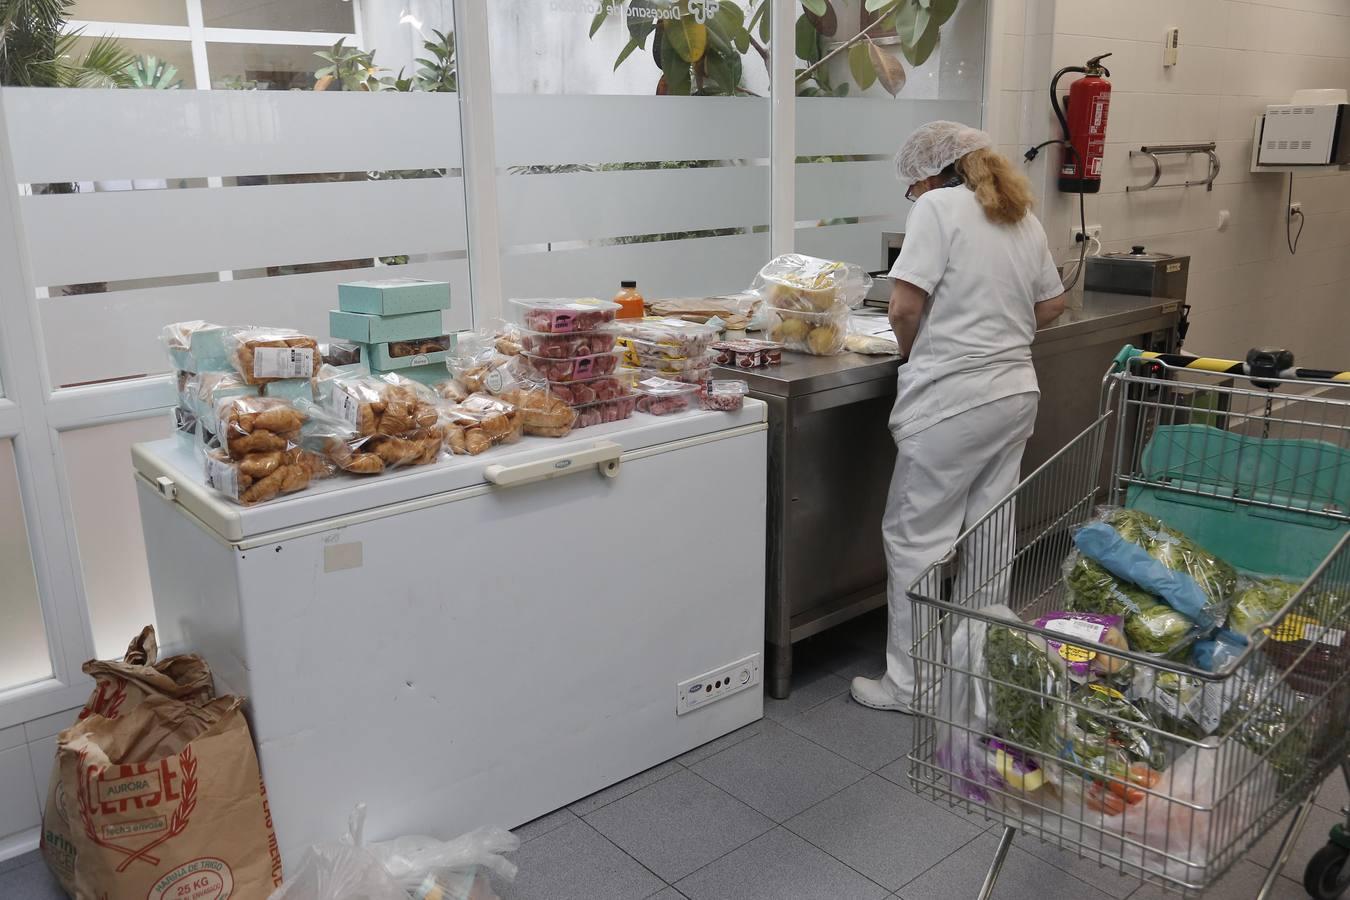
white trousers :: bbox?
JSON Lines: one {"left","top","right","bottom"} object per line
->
{"left": 881, "top": 391, "right": 1038, "bottom": 700}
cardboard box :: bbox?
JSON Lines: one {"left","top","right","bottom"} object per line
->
{"left": 380, "top": 362, "right": 451, "bottom": 387}
{"left": 329, "top": 309, "right": 444, "bottom": 344}
{"left": 364, "top": 335, "right": 455, "bottom": 371}
{"left": 337, "top": 278, "right": 450, "bottom": 315}
{"left": 262, "top": 378, "right": 316, "bottom": 404}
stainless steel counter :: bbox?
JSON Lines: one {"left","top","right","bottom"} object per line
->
{"left": 735, "top": 291, "right": 1183, "bottom": 698}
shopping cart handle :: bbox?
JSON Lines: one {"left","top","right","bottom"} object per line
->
{"left": 1111, "top": 344, "right": 1144, "bottom": 372}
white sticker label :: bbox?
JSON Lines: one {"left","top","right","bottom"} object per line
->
{"left": 330, "top": 386, "right": 362, "bottom": 427}
{"left": 205, "top": 456, "right": 238, "bottom": 499}
{"left": 1043, "top": 617, "right": 1108, "bottom": 643}
{"left": 252, "top": 346, "right": 314, "bottom": 379}
{"left": 1304, "top": 624, "right": 1346, "bottom": 647}
{"left": 1198, "top": 685, "right": 1225, "bottom": 734}
{"left": 484, "top": 368, "right": 506, "bottom": 394}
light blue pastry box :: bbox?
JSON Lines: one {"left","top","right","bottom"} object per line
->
{"left": 329, "top": 309, "right": 444, "bottom": 344}
{"left": 386, "top": 364, "right": 451, "bottom": 387}
{"left": 337, "top": 278, "right": 450, "bottom": 316}
{"left": 262, "top": 378, "right": 316, "bottom": 403}
{"left": 365, "top": 335, "right": 455, "bottom": 371}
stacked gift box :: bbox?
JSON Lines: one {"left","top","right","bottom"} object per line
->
{"left": 329, "top": 278, "right": 454, "bottom": 387}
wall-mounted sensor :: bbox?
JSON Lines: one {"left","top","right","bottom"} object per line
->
{"left": 1164, "top": 27, "right": 1180, "bottom": 67}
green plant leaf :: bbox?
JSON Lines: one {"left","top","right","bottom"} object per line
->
{"left": 665, "top": 15, "right": 707, "bottom": 63}
{"left": 893, "top": 1, "right": 917, "bottom": 36}
{"left": 627, "top": 0, "right": 660, "bottom": 43}
{"left": 918, "top": 0, "right": 930, "bottom": 8}
{"left": 659, "top": 29, "right": 692, "bottom": 93}
{"left": 794, "top": 14, "right": 819, "bottom": 62}
{"left": 590, "top": 6, "right": 609, "bottom": 37}
{"left": 901, "top": 18, "right": 939, "bottom": 66}
{"left": 834, "top": 82, "right": 849, "bottom": 96}
{"left": 869, "top": 40, "right": 906, "bottom": 95}
{"left": 801, "top": 0, "right": 826, "bottom": 15}
{"left": 804, "top": 0, "right": 837, "bottom": 36}
{"left": 705, "top": 43, "right": 742, "bottom": 94}
{"left": 864, "top": 0, "right": 895, "bottom": 12}
{"left": 614, "top": 36, "right": 643, "bottom": 69}
{"left": 712, "top": 1, "right": 750, "bottom": 52}
{"left": 848, "top": 41, "right": 876, "bottom": 89}
{"left": 929, "top": 0, "right": 958, "bottom": 25}
{"left": 911, "top": 6, "right": 930, "bottom": 45}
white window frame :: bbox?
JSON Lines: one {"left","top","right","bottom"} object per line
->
{"left": 0, "top": 0, "right": 997, "bottom": 728}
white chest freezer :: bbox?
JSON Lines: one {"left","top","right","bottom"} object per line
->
{"left": 131, "top": 403, "right": 768, "bottom": 865}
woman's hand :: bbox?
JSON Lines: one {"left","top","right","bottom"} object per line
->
{"left": 889, "top": 279, "right": 927, "bottom": 359}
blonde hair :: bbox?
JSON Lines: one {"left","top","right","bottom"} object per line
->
{"left": 954, "top": 148, "right": 1035, "bottom": 225}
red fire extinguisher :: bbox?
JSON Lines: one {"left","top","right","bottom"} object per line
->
{"left": 1052, "top": 53, "right": 1112, "bottom": 193}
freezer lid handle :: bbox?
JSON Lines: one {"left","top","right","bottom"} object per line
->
{"left": 483, "top": 440, "right": 622, "bottom": 488}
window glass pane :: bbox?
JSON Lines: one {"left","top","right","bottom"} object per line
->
{"left": 62, "top": 416, "right": 169, "bottom": 659}
{"left": 202, "top": 0, "right": 354, "bottom": 33}
{"left": 66, "top": 36, "right": 196, "bottom": 88}
{"left": 207, "top": 42, "right": 320, "bottom": 90}
{"left": 0, "top": 439, "right": 50, "bottom": 690}
{"left": 488, "top": 1, "right": 773, "bottom": 301}
{"left": 71, "top": 0, "right": 188, "bottom": 26}
{"left": 793, "top": 0, "right": 987, "bottom": 271}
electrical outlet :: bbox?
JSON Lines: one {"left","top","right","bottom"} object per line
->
{"left": 1070, "top": 224, "right": 1103, "bottom": 244}
{"left": 1289, "top": 202, "right": 1302, "bottom": 217}
{"left": 676, "top": 653, "right": 761, "bottom": 716}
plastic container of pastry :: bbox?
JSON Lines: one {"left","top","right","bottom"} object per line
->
{"left": 546, "top": 372, "right": 635, "bottom": 406}
{"left": 571, "top": 395, "right": 638, "bottom": 429}
{"left": 610, "top": 319, "right": 718, "bottom": 360}
{"left": 711, "top": 339, "right": 783, "bottom": 369}
{"left": 516, "top": 328, "right": 618, "bottom": 359}
{"left": 633, "top": 377, "right": 700, "bottom": 416}
{"left": 517, "top": 350, "right": 622, "bottom": 383}
{"left": 629, "top": 349, "right": 718, "bottom": 374}
{"left": 509, "top": 299, "right": 621, "bottom": 334}
{"left": 626, "top": 365, "right": 712, "bottom": 386}
{"left": 700, "top": 380, "right": 749, "bottom": 411}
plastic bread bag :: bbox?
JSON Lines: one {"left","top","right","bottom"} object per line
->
{"left": 498, "top": 378, "right": 578, "bottom": 437}
{"left": 750, "top": 253, "right": 872, "bottom": 311}
{"left": 1074, "top": 507, "right": 1237, "bottom": 630}
{"left": 449, "top": 331, "right": 517, "bottom": 395}
{"left": 214, "top": 395, "right": 307, "bottom": 459}
{"left": 225, "top": 327, "right": 321, "bottom": 385}
{"left": 764, "top": 304, "right": 850, "bottom": 356}
{"left": 1063, "top": 552, "right": 1200, "bottom": 656}
{"left": 609, "top": 317, "right": 718, "bottom": 363}
{"left": 160, "top": 320, "right": 219, "bottom": 371}
{"left": 310, "top": 374, "right": 445, "bottom": 473}
{"left": 205, "top": 445, "right": 331, "bottom": 505}
{"left": 367, "top": 827, "right": 519, "bottom": 900}
{"left": 443, "top": 394, "right": 524, "bottom": 455}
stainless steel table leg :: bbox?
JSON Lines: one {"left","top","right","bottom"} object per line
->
{"left": 767, "top": 640, "right": 792, "bottom": 699}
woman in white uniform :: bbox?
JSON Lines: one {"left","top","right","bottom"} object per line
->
{"left": 851, "top": 121, "right": 1066, "bottom": 713}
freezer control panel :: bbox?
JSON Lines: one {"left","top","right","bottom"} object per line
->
{"left": 676, "top": 653, "right": 762, "bottom": 716}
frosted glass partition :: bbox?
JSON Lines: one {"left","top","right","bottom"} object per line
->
{"left": 494, "top": 94, "right": 772, "bottom": 301}
{"left": 2, "top": 87, "right": 472, "bottom": 388}
{"left": 0, "top": 439, "right": 49, "bottom": 691}
{"left": 61, "top": 415, "right": 171, "bottom": 660}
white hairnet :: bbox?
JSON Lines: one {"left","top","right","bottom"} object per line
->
{"left": 894, "top": 121, "right": 994, "bottom": 183}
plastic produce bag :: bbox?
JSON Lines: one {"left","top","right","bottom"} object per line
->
{"left": 225, "top": 327, "right": 321, "bottom": 385}
{"left": 1075, "top": 508, "right": 1237, "bottom": 630}
{"left": 269, "top": 805, "right": 518, "bottom": 900}
{"left": 1032, "top": 611, "right": 1129, "bottom": 683}
{"left": 982, "top": 622, "right": 1066, "bottom": 760}
{"left": 749, "top": 254, "right": 871, "bottom": 356}
{"left": 1227, "top": 576, "right": 1300, "bottom": 638}
{"left": 204, "top": 396, "right": 332, "bottom": 504}
{"left": 1063, "top": 554, "right": 1198, "bottom": 655}
{"left": 443, "top": 394, "right": 523, "bottom": 455}
{"left": 313, "top": 370, "right": 446, "bottom": 473}
{"left": 1058, "top": 682, "right": 1167, "bottom": 777}
{"left": 499, "top": 383, "right": 577, "bottom": 437}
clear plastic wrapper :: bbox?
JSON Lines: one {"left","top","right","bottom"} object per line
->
{"left": 204, "top": 445, "right": 332, "bottom": 506}
{"left": 312, "top": 371, "right": 446, "bottom": 473}
{"left": 982, "top": 624, "right": 1065, "bottom": 760}
{"left": 517, "top": 350, "right": 622, "bottom": 383}
{"left": 388, "top": 335, "right": 452, "bottom": 357}
{"left": 449, "top": 334, "right": 516, "bottom": 395}
{"left": 764, "top": 304, "right": 850, "bottom": 356}
{"left": 161, "top": 320, "right": 214, "bottom": 370}
{"left": 509, "top": 298, "right": 620, "bottom": 334}
{"left": 1227, "top": 575, "right": 1300, "bottom": 638}
{"left": 321, "top": 341, "right": 362, "bottom": 367}
{"left": 1064, "top": 553, "right": 1199, "bottom": 655}
{"left": 443, "top": 394, "right": 523, "bottom": 455}
{"left": 1032, "top": 611, "right": 1129, "bottom": 682}
{"left": 699, "top": 379, "right": 748, "bottom": 411}
{"left": 215, "top": 395, "right": 307, "bottom": 459}
{"left": 628, "top": 349, "right": 717, "bottom": 374}
{"left": 634, "top": 377, "right": 699, "bottom": 416}
{"left": 572, "top": 395, "right": 636, "bottom": 429}
{"left": 1059, "top": 682, "right": 1167, "bottom": 776}
{"left": 610, "top": 318, "right": 718, "bottom": 363}
{"left": 545, "top": 373, "right": 634, "bottom": 407}
{"left": 629, "top": 364, "right": 712, "bottom": 386}
{"left": 710, "top": 339, "right": 783, "bottom": 368}
{"left": 498, "top": 385, "right": 577, "bottom": 437}
{"left": 514, "top": 328, "right": 617, "bottom": 360}
{"left": 225, "top": 327, "right": 321, "bottom": 385}
{"left": 1074, "top": 507, "right": 1237, "bottom": 630}
{"left": 749, "top": 254, "right": 871, "bottom": 311}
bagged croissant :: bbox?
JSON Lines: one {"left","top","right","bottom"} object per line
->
{"left": 42, "top": 694, "right": 282, "bottom": 900}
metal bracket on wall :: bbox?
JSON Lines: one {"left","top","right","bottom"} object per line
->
{"left": 1126, "top": 143, "right": 1220, "bottom": 192}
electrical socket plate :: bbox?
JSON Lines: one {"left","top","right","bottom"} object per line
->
{"left": 676, "top": 653, "right": 761, "bottom": 716}
{"left": 1071, "top": 224, "right": 1103, "bottom": 244}
{"left": 1289, "top": 202, "right": 1302, "bottom": 216}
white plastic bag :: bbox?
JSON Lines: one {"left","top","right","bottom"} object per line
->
{"left": 268, "top": 805, "right": 519, "bottom": 900}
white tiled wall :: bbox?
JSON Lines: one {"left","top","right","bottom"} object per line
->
{"left": 998, "top": 0, "right": 1350, "bottom": 365}
{"left": 0, "top": 707, "right": 79, "bottom": 861}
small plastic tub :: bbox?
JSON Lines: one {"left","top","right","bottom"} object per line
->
{"left": 628, "top": 365, "right": 712, "bottom": 386}
{"left": 518, "top": 350, "right": 622, "bottom": 383}
{"left": 516, "top": 328, "right": 618, "bottom": 360}
{"left": 630, "top": 349, "right": 718, "bottom": 374}
{"left": 510, "top": 299, "right": 621, "bottom": 334}
{"left": 700, "top": 380, "right": 749, "bottom": 411}
{"left": 572, "top": 395, "right": 638, "bottom": 429}
{"left": 711, "top": 339, "right": 783, "bottom": 369}
{"left": 546, "top": 373, "right": 635, "bottom": 406}
{"left": 634, "top": 377, "right": 700, "bottom": 416}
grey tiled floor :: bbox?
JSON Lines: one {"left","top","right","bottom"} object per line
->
{"left": 3, "top": 610, "right": 1346, "bottom": 899}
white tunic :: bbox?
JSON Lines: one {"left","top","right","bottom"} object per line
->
{"left": 886, "top": 186, "right": 1062, "bottom": 441}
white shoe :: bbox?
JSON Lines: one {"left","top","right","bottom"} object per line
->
{"left": 850, "top": 676, "right": 911, "bottom": 714}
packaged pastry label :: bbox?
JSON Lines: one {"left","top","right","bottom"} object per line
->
{"left": 330, "top": 386, "right": 362, "bottom": 427}
{"left": 205, "top": 455, "right": 238, "bottom": 499}
{"left": 1271, "top": 613, "right": 1345, "bottom": 646}
{"left": 251, "top": 347, "right": 315, "bottom": 380}
{"left": 483, "top": 368, "right": 506, "bottom": 394}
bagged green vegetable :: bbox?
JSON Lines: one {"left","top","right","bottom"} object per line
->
{"left": 1064, "top": 554, "right": 1198, "bottom": 655}
{"left": 1219, "top": 669, "right": 1313, "bottom": 793}
{"left": 1227, "top": 576, "right": 1300, "bottom": 638}
{"left": 1059, "top": 682, "right": 1167, "bottom": 776}
{"left": 1079, "top": 508, "right": 1238, "bottom": 630}
{"left": 983, "top": 625, "right": 1065, "bottom": 759}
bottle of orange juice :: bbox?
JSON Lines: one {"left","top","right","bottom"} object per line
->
{"left": 614, "top": 280, "right": 644, "bottom": 319}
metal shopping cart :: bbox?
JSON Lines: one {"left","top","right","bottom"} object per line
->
{"left": 907, "top": 347, "right": 1350, "bottom": 899}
